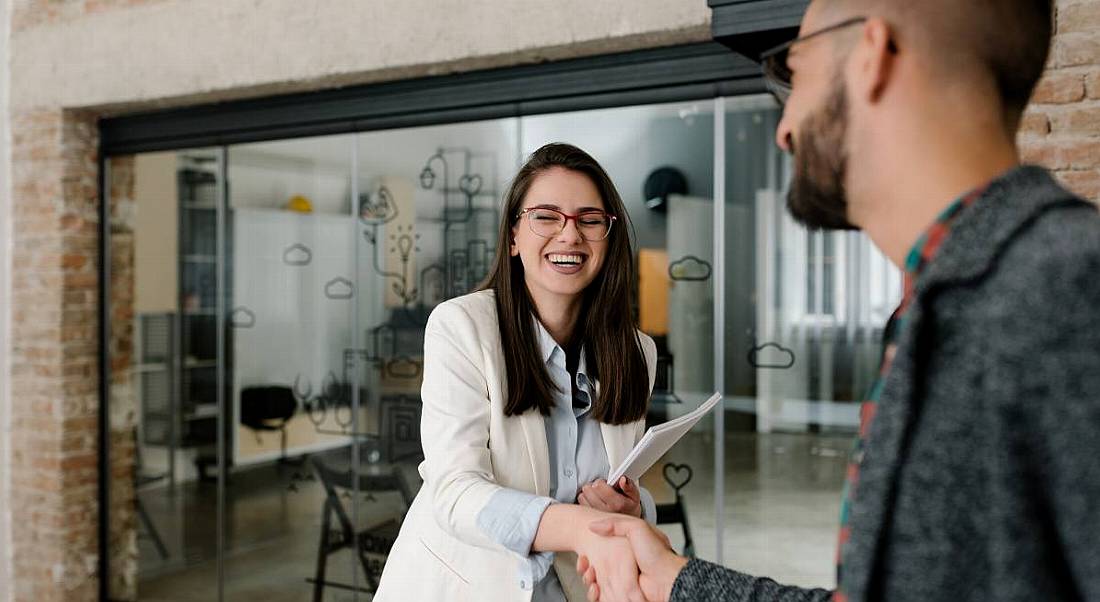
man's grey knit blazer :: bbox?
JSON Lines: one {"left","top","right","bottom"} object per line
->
{"left": 672, "top": 166, "right": 1100, "bottom": 602}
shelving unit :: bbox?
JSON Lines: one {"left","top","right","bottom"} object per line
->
{"left": 178, "top": 164, "right": 218, "bottom": 450}
{"left": 136, "top": 312, "right": 176, "bottom": 453}
{"left": 175, "top": 158, "right": 232, "bottom": 469}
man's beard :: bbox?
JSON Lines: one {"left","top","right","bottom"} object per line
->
{"left": 786, "top": 78, "right": 858, "bottom": 231}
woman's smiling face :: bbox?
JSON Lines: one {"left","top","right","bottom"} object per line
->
{"left": 511, "top": 166, "right": 609, "bottom": 306}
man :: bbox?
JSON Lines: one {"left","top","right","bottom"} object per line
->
{"left": 578, "top": 0, "right": 1100, "bottom": 600}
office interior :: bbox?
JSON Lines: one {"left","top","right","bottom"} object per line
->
{"left": 105, "top": 95, "right": 903, "bottom": 600}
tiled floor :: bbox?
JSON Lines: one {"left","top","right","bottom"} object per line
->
{"left": 135, "top": 429, "right": 852, "bottom": 600}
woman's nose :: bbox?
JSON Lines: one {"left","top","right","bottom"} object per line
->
{"left": 556, "top": 218, "right": 584, "bottom": 242}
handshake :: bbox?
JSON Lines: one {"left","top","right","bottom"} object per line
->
{"left": 573, "top": 515, "right": 689, "bottom": 602}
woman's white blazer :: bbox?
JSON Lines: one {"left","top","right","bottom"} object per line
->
{"left": 374, "top": 290, "right": 657, "bottom": 602}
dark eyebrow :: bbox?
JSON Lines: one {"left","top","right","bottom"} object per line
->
{"left": 528, "top": 203, "right": 605, "bottom": 213}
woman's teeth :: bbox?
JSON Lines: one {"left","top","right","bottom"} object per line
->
{"left": 548, "top": 254, "right": 583, "bottom": 265}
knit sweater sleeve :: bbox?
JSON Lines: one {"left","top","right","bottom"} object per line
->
{"left": 670, "top": 559, "right": 833, "bottom": 602}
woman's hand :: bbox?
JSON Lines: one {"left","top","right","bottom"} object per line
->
{"left": 577, "top": 477, "right": 642, "bottom": 518}
{"left": 578, "top": 516, "right": 685, "bottom": 602}
{"left": 575, "top": 519, "right": 648, "bottom": 602}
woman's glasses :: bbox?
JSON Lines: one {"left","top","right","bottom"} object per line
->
{"left": 516, "top": 207, "right": 616, "bottom": 241}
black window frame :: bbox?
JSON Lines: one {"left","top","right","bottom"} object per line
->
{"left": 99, "top": 42, "right": 767, "bottom": 156}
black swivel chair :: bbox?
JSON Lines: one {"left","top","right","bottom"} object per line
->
{"left": 240, "top": 385, "right": 299, "bottom": 464}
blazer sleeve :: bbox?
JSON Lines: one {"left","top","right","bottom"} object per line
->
{"left": 418, "top": 300, "right": 518, "bottom": 551}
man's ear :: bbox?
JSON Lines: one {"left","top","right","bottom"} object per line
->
{"left": 852, "top": 17, "right": 897, "bottom": 104}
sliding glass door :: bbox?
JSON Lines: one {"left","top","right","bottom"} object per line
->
{"left": 105, "top": 95, "right": 899, "bottom": 600}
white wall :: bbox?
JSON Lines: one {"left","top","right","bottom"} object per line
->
{"left": 0, "top": 0, "right": 13, "bottom": 597}
{"left": 10, "top": 0, "right": 710, "bottom": 112}
{"left": 134, "top": 152, "right": 179, "bottom": 313}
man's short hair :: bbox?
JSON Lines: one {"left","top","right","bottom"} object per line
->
{"left": 830, "top": 0, "right": 1053, "bottom": 130}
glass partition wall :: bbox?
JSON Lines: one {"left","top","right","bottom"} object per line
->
{"left": 106, "top": 96, "right": 901, "bottom": 600}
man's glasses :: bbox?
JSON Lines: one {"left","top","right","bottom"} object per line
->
{"left": 516, "top": 207, "right": 616, "bottom": 241}
{"left": 760, "top": 16, "right": 869, "bottom": 105}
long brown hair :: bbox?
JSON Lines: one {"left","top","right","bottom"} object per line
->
{"left": 479, "top": 143, "right": 648, "bottom": 425}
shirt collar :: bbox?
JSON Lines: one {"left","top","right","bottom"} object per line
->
{"left": 533, "top": 316, "right": 588, "bottom": 377}
{"left": 901, "top": 185, "right": 987, "bottom": 299}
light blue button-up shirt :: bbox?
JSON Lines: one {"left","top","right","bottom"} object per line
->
{"left": 475, "top": 318, "right": 656, "bottom": 600}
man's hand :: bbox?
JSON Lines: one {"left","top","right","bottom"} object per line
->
{"left": 577, "top": 477, "right": 642, "bottom": 517}
{"left": 576, "top": 516, "right": 688, "bottom": 602}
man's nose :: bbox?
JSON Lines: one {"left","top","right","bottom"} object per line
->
{"left": 775, "top": 110, "right": 794, "bottom": 153}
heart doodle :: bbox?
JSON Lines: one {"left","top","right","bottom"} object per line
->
{"left": 458, "top": 174, "right": 482, "bottom": 197}
{"left": 662, "top": 463, "right": 694, "bottom": 491}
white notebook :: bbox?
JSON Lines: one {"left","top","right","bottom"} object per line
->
{"left": 608, "top": 391, "right": 723, "bottom": 484}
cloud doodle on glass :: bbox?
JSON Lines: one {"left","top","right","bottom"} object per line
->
{"left": 282, "top": 243, "right": 313, "bottom": 266}
{"left": 668, "top": 255, "right": 712, "bottom": 282}
{"left": 748, "top": 342, "right": 796, "bottom": 369}
{"left": 230, "top": 306, "right": 256, "bottom": 328}
{"left": 324, "top": 277, "right": 355, "bottom": 300}
{"left": 385, "top": 357, "right": 422, "bottom": 380}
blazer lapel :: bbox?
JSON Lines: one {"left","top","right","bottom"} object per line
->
{"left": 588, "top": 378, "right": 631, "bottom": 477}
{"left": 484, "top": 312, "right": 551, "bottom": 498}
{"left": 599, "top": 421, "right": 633, "bottom": 478}
{"left": 520, "top": 411, "right": 551, "bottom": 497}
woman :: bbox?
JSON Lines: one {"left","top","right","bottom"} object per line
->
{"left": 376, "top": 143, "right": 658, "bottom": 602}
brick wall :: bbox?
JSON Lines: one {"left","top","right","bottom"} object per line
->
{"left": 106, "top": 156, "right": 138, "bottom": 601}
{"left": 1020, "top": 0, "right": 1100, "bottom": 202}
{"left": 9, "top": 109, "right": 100, "bottom": 601}
{"left": 8, "top": 115, "right": 140, "bottom": 602}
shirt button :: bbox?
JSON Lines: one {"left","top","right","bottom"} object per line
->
{"left": 520, "top": 580, "right": 527, "bottom": 589}
{"left": 564, "top": 468, "right": 573, "bottom": 478}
